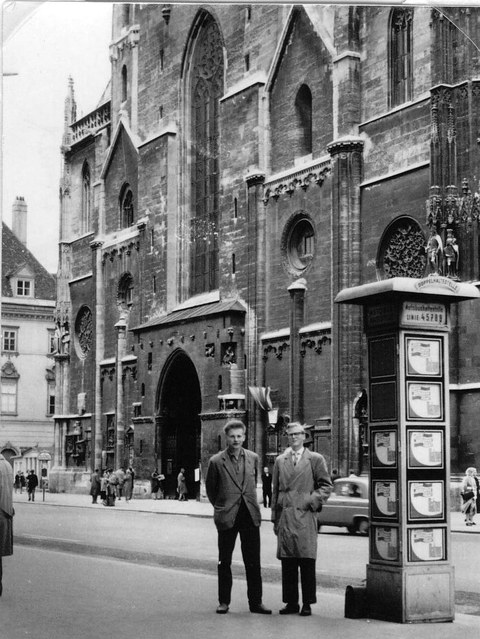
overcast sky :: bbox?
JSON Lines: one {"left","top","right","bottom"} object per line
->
{"left": 2, "top": 1, "right": 112, "bottom": 273}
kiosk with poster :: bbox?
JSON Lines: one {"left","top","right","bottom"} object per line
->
{"left": 336, "top": 275, "right": 479, "bottom": 623}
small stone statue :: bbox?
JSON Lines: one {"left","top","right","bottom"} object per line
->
{"left": 425, "top": 230, "right": 443, "bottom": 274}
{"left": 222, "top": 345, "right": 236, "bottom": 367}
{"left": 443, "top": 229, "right": 459, "bottom": 280}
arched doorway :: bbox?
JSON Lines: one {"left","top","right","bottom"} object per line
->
{"left": 155, "top": 349, "right": 202, "bottom": 499}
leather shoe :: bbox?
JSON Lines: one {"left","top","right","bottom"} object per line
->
{"left": 216, "top": 603, "right": 229, "bottom": 614}
{"left": 299, "top": 604, "right": 312, "bottom": 616}
{"left": 279, "top": 603, "right": 300, "bottom": 615}
{"left": 249, "top": 603, "right": 272, "bottom": 614}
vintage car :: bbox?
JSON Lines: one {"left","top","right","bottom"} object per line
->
{"left": 317, "top": 475, "right": 369, "bottom": 535}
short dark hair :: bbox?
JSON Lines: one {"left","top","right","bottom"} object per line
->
{"left": 223, "top": 419, "right": 246, "bottom": 435}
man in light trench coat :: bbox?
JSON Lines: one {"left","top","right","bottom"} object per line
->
{"left": 271, "top": 422, "right": 332, "bottom": 616}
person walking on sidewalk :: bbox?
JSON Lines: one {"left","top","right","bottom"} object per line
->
{"left": 0, "top": 454, "right": 14, "bottom": 597}
{"left": 100, "top": 470, "right": 108, "bottom": 505}
{"left": 124, "top": 466, "right": 135, "bottom": 502}
{"left": 20, "top": 472, "right": 26, "bottom": 494}
{"left": 26, "top": 470, "right": 38, "bottom": 502}
{"left": 474, "top": 468, "right": 480, "bottom": 514}
{"left": 206, "top": 418, "right": 271, "bottom": 616}
{"left": 261, "top": 467, "right": 272, "bottom": 508}
{"left": 105, "top": 469, "right": 117, "bottom": 507}
{"left": 115, "top": 467, "right": 126, "bottom": 501}
{"left": 461, "top": 467, "right": 478, "bottom": 526}
{"left": 14, "top": 473, "right": 21, "bottom": 494}
{"left": 90, "top": 468, "right": 101, "bottom": 504}
{"left": 177, "top": 468, "right": 187, "bottom": 501}
{"left": 150, "top": 469, "right": 161, "bottom": 500}
{"left": 271, "top": 422, "right": 332, "bottom": 617}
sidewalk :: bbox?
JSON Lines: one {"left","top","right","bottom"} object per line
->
{"left": 13, "top": 490, "right": 480, "bottom": 534}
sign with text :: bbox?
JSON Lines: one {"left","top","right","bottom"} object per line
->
{"left": 401, "top": 302, "right": 447, "bottom": 328}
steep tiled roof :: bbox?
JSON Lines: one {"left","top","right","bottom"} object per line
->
{"left": 2, "top": 222, "right": 56, "bottom": 300}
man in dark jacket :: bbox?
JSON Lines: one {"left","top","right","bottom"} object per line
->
{"left": 272, "top": 422, "right": 332, "bottom": 617}
{"left": 26, "top": 470, "right": 39, "bottom": 502}
{"left": 206, "top": 419, "right": 271, "bottom": 615}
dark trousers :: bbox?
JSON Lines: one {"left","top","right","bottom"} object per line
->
{"left": 217, "top": 505, "right": 262, "bottom": 606}
{"left": 262, "top": 490, "right": 272, "bottom": 508}
{"left": 281, "top": 558, "right": 316, "bottom": 605}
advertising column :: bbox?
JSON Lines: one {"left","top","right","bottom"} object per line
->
{"left": 336, "top": 275, "right": 479, "bottom": 623}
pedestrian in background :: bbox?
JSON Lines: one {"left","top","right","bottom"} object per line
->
{"left": 0, "top": 454, "right": 14, "bottom": 597}
{"left": 206, "top": 419, "right": 271, "bottom": 615}
{"left": 20, "top": 472, "right": 26, "bottom": 494}
{"left": 177, "top": 467, "right": 187, "bottom": 501}
{"left": 271, "top": 422, "right": 332, "bottom": 617}
{"left": 90, "top": 468, "right": 101, "bottom": 504}
{"left": 261, "top": 466, "right": 272, "bottom": 508}
{"left": 105, "top": 469, "right": 117, "bottom": 507}
{"left": 124, "top": 466, "right": 135, "bottom": 502}
{"left": 158, "top": 472, "right": 165, "bottom": 499}
{"left": 330, "top": 469, "right": 340, "bottom": 483}
{"left": 115, "top": 467, "right": 126, "bottom": 500}
{"left": 461, "top": 467, "right": 477, "bottom": 526}
{"left": 100, "top": 470, "right": 108, "bottom": 505}
{"left": 14, "top": 473, "right": 21, "bottom": 494}
{"left": 26, "top": 470, "right": 38, "bottom": 502}
{"left": 474, "top": 468, "right": 480, "bottom": 514}
{"left": 150, "top": 469, "right": 161, "bottom": 500}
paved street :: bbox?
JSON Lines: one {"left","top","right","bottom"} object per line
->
{"left": 9, "top": 492, "right": 480, "bottom": 610}
{"left": 1, "top": 545, "right": 479, "bottom": 639}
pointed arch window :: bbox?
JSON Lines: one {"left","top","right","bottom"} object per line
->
{"left": 120, "top": 184, "right": 134, "bottom": 228}
{"left": 81, "top": 161, "right": 91, "bottom": 233}
{"left": 390, "top": 8, "right": 413, "bottom": 108}
{"left": 121, "top": 65, "right": 128, "bottom": 103}
{"left": 118, "top": 272, "right": 134, "bottom": 310}
{"left": 295, "top": 84, "right": 313, "bottom": 156}
{"left": 190, "top": 16, "right": 224, "bottom": 295}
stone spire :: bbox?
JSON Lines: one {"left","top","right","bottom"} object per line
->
{"left": 62, "top": 76, "right": 77, "bottom": 148}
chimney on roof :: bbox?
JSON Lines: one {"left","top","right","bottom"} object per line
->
{"left": 12, "top": 196, "right": 27, "bottom": 245}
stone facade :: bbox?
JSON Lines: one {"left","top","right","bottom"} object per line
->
{"left": 51, "top": 5, "right": 480, "bottom": 496}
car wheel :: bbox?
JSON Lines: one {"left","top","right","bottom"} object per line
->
{"left": 356, "top": 518, "right": 369, "bottom": 535}
{"left": 346, "top": 525, "right": 357, "bottom": 535}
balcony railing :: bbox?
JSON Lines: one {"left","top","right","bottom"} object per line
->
{"left": 70, "top": 101, "right": 111, "bottom": 145}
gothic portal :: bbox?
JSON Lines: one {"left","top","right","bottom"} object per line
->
{"left": 155, "top": 350, "right": 201, "bottom": 498}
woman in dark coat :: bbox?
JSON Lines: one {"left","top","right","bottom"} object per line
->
{"left": 0, "top": 454, "right": 14, "bottom": 596}
{"left": 89, "top": 469, "right": 101, "bottom": 504}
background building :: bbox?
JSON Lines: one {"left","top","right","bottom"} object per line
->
{"left": 51, "top": 4, "right": 480, "bottom": 496}
{"left": 1, "top": 197, "right": 56, "bottom": 478}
